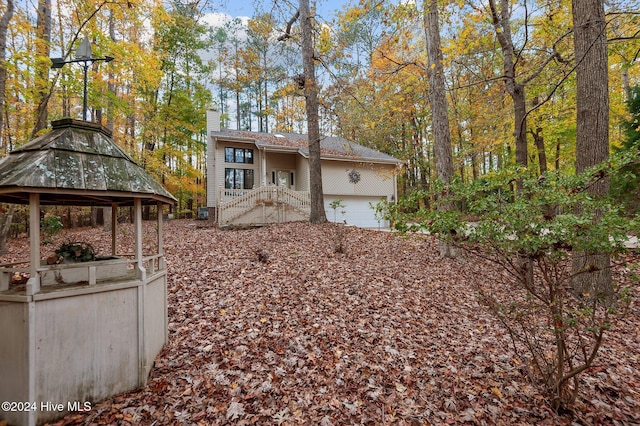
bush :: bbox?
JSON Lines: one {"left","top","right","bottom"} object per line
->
{"left": 389, "top": 157, "right": 638, "bottom": 413}
{"left": 41, "top": 214, "right": 63, "bottom": 244}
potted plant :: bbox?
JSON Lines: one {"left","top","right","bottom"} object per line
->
{"left": 54, "top": 242, "right": 96, "bottom": 263}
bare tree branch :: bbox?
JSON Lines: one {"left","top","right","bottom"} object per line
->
{"left": 277, "top": 9, "right": 300, "bottom": 41}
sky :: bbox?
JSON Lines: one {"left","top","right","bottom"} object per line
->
{"left": 212, "top": 0, "right": 350, "bottom": 21}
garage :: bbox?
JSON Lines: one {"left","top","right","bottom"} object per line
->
{"left": 324, "top": 196, "right": 389, "bottom": 228}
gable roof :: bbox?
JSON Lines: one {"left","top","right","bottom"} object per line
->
{"left": 213, "top": 129, "right": 402, "bottom": 165}
{"left": 0, "top": 119, "right": 176, "bottom": 206}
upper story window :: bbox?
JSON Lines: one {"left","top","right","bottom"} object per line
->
{"left": 225, "top": 147, "right": 253, "bottom": 164}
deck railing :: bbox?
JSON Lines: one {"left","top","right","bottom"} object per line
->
{"left": 218, "top": 186, "right": 311, "bottom": 224}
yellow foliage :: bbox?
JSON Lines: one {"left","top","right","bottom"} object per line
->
{"left": 318, "top": 26, "right": 334, "bottom": 55}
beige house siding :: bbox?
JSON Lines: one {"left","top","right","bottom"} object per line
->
{"left": 207, "top": 109, "right": 221, "bottom": 133}
{"left": 296, "top": 155, "right": 310, "bottom": 191}
{"left": 206, "top": 142, "right": 216, "bottom": 208}
{"left": 213, "top": 140, "right": 260, "bottom": 203}
{"left": 266, "top": 153, "right": 297, "bottom": 186}
{"left": 321, "top": 160, "right": 396, "bottom": 197}
{"left": 206, "top": 110, "right": 220, "bottom": 208}
{"left": 209, "top": 143, "right": 396, "bottom": 203}
{"left": 266, "top": 152, "right": 296, "bottom": 171}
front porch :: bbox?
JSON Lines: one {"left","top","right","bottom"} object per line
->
{"left": 217, "top": 186, "right": 311, "bottom": 226}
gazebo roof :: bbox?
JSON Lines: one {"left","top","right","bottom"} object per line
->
{"left": 0, "top": 119, "right": 176, "bottom": 206}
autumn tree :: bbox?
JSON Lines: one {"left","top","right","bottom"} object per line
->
{"left": 0, "top": 0, "right": 15, "bottom": 253}
{"left": 611, "top": 86, "right": 640, "bottom": 213}
{"left": 211, "top": 27, "right": 229, "bottom": 125}
{"left": 278, "top": 1, "right": 326, "bottom": 224}
{"left": 246, "top": 14, "right": 278, "bottom": 133}
{"left": 220, "top": 18, "right": 247, "bottom": 130}
{"left": 424, "top": 0, "right": 455, "bottom": 257}
{"left": 484, "top": 0, "right": 530, "bottom": 173}
{"left": 570, "top": 0, "right": 612, "bottom": 298}
{"left": 149, "top": 0, "right": 212, "bottom": 212}
{"left": 0, "top": 0, "right": 14, "bottom": 151}
{"left": 325, "top": 1, "right": 434, "bottom": 196}
{"left": 300, "top": 0, "right": 326, "bottom": 223}
{"left": 403, "top": 162, "right": 636, "bottom": 411}
{"left": 31, "top": 0, "right": 52, "bottom": 137}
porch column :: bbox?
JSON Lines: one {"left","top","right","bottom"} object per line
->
{"left": 262, "top": 147, "right": 267, "bottom": 186}
{"left": 26, "top": 193, "right": 40, "bottom": 296}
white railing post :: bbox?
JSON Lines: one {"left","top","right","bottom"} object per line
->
{"left": 218, "top": 186, "right": 312, "bottom": 225}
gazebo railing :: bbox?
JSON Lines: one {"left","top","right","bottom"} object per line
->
{"left": 0, "top": 260, "right": 30, "bottom": 292}
{"left": 0, "top": 254, "right": 166, "bottom": 293}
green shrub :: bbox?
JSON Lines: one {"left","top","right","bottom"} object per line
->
{"left": 389, "top": 155, "right": 638, "bottom": 412}
{"left": 55, "top": 242, "right": 96, "bottom": 262}
{"left": 41, "top": 214, "right": 63, "bottom": 244}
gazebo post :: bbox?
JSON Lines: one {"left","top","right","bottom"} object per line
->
{"left": 134, "top": 198, "right": 145, "bottom": 280}
{"left": 111, "top": 202, "right": 118, "bottom": 256}
{"left": 157, "top": 201, "right": 164, "bottom": 268}
{"left": 134, "top": 197, "right": 147, "bottom": 386}
{"left": 27, "top": 193, "right": 40, "bottom": 296}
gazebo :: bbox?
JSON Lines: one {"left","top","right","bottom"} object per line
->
{"left": 0, "top": 119, "right": 176, "bottom": 426}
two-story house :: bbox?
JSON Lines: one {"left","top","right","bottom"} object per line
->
{"left": 206, "top": 110, "right": 402, "bottom": 228}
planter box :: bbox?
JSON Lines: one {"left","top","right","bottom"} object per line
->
{"left": 39, "top": 256, "right": 130, "bottom": 286}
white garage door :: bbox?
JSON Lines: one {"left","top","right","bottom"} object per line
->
{"left": 324, "top": 196, "right": 389, "bottom": 228}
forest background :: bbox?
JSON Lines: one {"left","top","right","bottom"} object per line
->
{"left": 1, "top": 0, "right": 640, "bottom": 415}
{"left": 0, "top": 0, "right": 638, "bottom": 219}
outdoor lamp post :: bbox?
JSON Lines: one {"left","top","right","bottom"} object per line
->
{"left": 50, "top": 37, "right": 114, "bottom": 122}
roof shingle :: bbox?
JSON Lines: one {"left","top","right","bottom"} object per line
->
{"left": 215, "top": 130, "right": 401, "bottom": 164}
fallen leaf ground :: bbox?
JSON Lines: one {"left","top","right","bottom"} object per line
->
{"left": 6, "top": 220, "right": 638, "bottom": 425}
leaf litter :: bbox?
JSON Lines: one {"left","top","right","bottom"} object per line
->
{"left": 4, "top": 220, "right": 636, "bottom": 425}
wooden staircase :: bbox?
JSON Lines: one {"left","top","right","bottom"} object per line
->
{"left": 218, "top": 186, "right": 311, "bottom": 225}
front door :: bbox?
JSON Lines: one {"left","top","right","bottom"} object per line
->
{"left": 274, "top": 170, "right": 294, "bottom": 189}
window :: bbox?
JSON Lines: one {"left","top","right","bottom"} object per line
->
{"left": 224, "top": 147, "right": 253, "bottom": 164}
{"left": 225, "top": 148, "right": 234, "bottom": 163}
{"left": 225, "top": 168, "right": 254, "bottom": 189}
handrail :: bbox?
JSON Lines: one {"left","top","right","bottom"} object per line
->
{"left": 218, "top": 186, "right": 311, "bottom": 224}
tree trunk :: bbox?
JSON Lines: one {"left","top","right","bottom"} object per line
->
{"left": 0, "top": 204, "right": 15, "bottom": 254}
{"left": 103, "top": 207, "right": 112, "bottom": 232}
{"left": 31, "top": 0, "right": 52, "bottom": 137}
{"left": 106, "top": 9, "right": 116, "bottom": 131}
{"left": 424, "top": 0, "right": 456, "bottom": 258}
{"left": 0, "top": 0, "right": 15, "bottom": 154}
{"left": 300, "top": 0, "right": 327, "bottom": 224}
{"left": 488, "top": 0, "right": 528, "bottom": 173}
{"left": 530, "top": 126, "right": 548, "bottom": 174}
{"left": 571, "top": 0, "right": 611, "bottom": 300}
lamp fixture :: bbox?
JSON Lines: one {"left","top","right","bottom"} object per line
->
{"left": 50, "top": 37, "right": 115, "bottom": 122}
